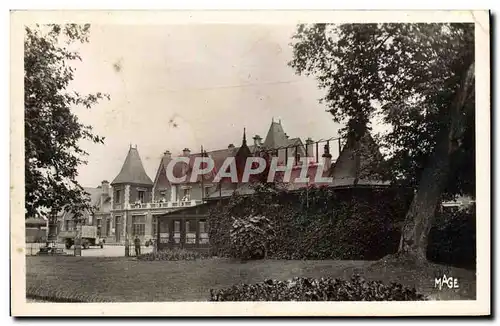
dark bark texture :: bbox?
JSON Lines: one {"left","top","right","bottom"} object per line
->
{"left": 398, "top": 62, "right": 475, "bottom": 259}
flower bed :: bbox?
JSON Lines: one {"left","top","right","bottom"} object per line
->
{"left": 137, "top": 248, "right": 210, "bottom": 261}
{"left": 210, "top": 275, "right": 426, "bottom": 301}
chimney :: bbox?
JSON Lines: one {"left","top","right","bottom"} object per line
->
{"left": 322, "top": 143, "right": 333, "bottom": 172}
{"left": 163, "top": 150, "right": 172, "bottom": 159}
{"left": 228, "top": 144, "right": 235, "bottom": 149}
{"left": 182, "top": 148, "right": 191, "bottom": 156}
{"left": 305, "top": 138, "right": 314, "bottom": 158}
{"left": 252, "top": 135, "right": 262, "bottom": 147}
{"left": 101, "top": 180, "right": 109, "bottom": 195}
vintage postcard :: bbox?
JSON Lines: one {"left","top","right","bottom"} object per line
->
{"left": 10, "top": 10, "right": 490, "bottom": 316}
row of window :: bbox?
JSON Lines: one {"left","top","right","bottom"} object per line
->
{"left": 114, "top": 190, "right": 147, "bottom": 204}
{"left": 131, "top": 217, "right": 208, "bottom": 242}
{"left": 157, "top": 220, "right": 209, "bottom": 244}
{"left": 161, "top": 186, "right": 213, "bottom": 201}
{"left": 93, "top": 216, "right": 209, "bottom": 244}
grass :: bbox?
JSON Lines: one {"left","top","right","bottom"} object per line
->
{"left": 26, "top": 256, "right": 476, "bottom": 302}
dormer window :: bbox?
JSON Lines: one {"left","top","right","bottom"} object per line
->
{"left": 159, "top": 190, "right": 167, "bottom": 203}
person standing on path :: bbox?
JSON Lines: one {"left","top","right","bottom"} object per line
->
{"left": 134, "top": 235, "right": 141, "bottom": 256}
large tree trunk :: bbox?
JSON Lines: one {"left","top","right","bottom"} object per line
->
{"left": 398, "top": 129, "right": 453, "bottom": 260}
{"left": 398, "top": 62, "right": 475, "bottom": 260}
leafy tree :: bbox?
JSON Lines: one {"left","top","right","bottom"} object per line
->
{"left": 24, "top": 24, "right": 109, "bottom": 226}
{"left": 289, "top": 23, "right": 475, "bottom": 261}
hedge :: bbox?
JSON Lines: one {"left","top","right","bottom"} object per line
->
{"left": 137, "top": 248, "right": 210, "bottom": 261}
{"left": 209, "top": 184, "right": 411, "bottom": 261}
{"left": 209, "top": 184, "right": 476, "bottom": 267}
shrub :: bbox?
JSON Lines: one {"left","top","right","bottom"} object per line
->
{"left": 230, "top": 215, "right": 275, "bottom": 260}
{"left": 427, "top": 207, "right": 476, "bottom": 269}
{"left": 137, "top": 248, "right": 210, "bottom": 261}
{"left": 210, "top": 275, "right": 426, "bottom": 301}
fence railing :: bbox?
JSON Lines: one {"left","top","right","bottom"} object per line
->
{"left": 251, "top": 136, "right": 344, "bottom": 166}
{"left": 114, "top": 200, "right": 203, "bottom": 210}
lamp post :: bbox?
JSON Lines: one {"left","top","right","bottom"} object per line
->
{"left": 125, "top": 232, "right": 130, "bottom": 257}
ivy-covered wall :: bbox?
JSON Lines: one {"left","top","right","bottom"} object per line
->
{"left": 208, "top": 184, "right": 413, "bottom": 260}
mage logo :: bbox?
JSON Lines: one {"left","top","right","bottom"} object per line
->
{"left": 434, "top": 274, "right": 459, "bottom": 290}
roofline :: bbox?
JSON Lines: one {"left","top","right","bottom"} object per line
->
{"left": 291, "top": 138, "right": 305, "bottom": 146}
{"left": 155, "top": 201, "right": 217, "bottom": 218}
{"left": 288, "top": 183, "right": 393, "bottom": 192}
{"left": 110, "top": 181, "right": 154, "bottom": 187}
{"left": 203, "top": 182, "right": 395, "bottom": 200}
{"left": 153, "top": 156, "right": 168, "bottom": 188}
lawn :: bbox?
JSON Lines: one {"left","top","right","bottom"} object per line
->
{"left": 25, "top": 256, "right": 476, "bottom": 302}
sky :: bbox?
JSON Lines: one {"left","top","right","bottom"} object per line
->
{"left": 69, "top": 24, "right": 344, "bottom": 187}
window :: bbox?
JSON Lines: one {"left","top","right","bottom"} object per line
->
{"left": 132, "top": 215, "right": 146, "bottom": 236}
{"left": 138, "top": 191, "right": 145, "bottom": 203}
{"left": 115, "top": 190, "right": 121, "bottom": 203}
{"left": 173, "top": 220, "right": 181, "bottom": 243}
{"left": 96, "top": 218, "right": 102, "bottom": 237}
{"left": 204, "top": 186, "right": 212, "bottom": 198}
{"left": 159, "top": 219, "right": 169, "bottom": 243}
{"left": 106, "top": 219, "right": 111, "bottom": 236}
{"left": 182, "top": 188, "right": 191, "bottom": 201}
{"left": 185, "top": 221, "right": 196, "bottom": 244}
{"left": 114, "top": 216, "right": 121, "bottom": 235}
{"left": 199, "top": 220, "right": 209, "bottom": 244}
{"left": 64, "top": 220, "right": 75, "bottom": 231}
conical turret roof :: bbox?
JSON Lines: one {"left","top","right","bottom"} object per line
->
{"left": 111, "top": 146, "right": 153, "bottom": 186}
{"left": 263, "top": 120, "right": 288, "bottom": 149}
{"left": 330, "top": 132, "right": 388, "bottom": 186}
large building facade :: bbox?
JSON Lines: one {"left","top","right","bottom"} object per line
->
{"left": 55, "top": 119, "right": 392, "bottom": 245}
{"left": 54, "top": 118, "right": 473, "bottom": 248}
{"left": 97, "top": 119, "right": 319, "bottom": 244}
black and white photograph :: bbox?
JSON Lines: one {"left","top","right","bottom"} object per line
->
{"left": 10, "top": 10, "right": 490, "bottom": 316}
